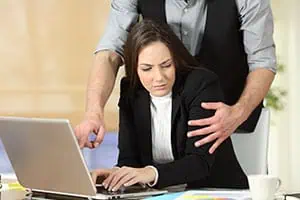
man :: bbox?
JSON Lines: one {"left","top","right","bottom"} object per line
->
{"left": 75, "top": 0, "right": 276, "bottom": 154}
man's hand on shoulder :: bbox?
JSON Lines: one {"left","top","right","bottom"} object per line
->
{"left": 187, "top": 102, "right": 248, "bottom": 154}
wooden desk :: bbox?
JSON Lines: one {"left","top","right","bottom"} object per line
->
{"left": 1, "top": 190, "right": 90, "bottom": 200}
{"left": 0, "top": 190, "right": 27, "bottom": 200}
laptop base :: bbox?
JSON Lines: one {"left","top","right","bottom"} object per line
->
{"left": 28, "top": 191, "right": 89, "bottom": 200}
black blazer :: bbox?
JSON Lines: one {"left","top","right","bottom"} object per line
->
{"left": 117, "top": 69, "right": 248, "bottom": 189}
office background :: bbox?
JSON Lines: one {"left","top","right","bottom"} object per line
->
{"left": 0, "top": 0, "right": 299, "bottom": 192}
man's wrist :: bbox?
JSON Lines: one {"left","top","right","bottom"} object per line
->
{"left": 233, "top": 102, "right": 251, "bottom": 123}
{"left": 84, "top": 110, "right": 104, "bottom": 121}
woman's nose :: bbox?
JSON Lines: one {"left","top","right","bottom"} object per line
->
{"left": 154, "top": 69, "right": 164, "bottom": 81}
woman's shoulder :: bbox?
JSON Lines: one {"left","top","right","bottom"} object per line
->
{"left": 119, "top": 77, "right": 146, "bottom": 103}
{"left": 179, "top": 68, "right": 224, "bottom": 105}
{"left": 120, "top": 77, "right": 131, "bottom": 93}
{"left": 183, "top": 68, "right": 219, "bottom": 93}
{"left": 119, "top": 77, "right": 133, "bottom": 106}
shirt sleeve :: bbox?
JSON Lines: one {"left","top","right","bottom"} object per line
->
{"left": 237, "top": 0, "right": 277, "bottom": 73}
{"left": 146, "top": 166, "right": 159, "bottom": 187}
{"left": 95, "top": 0, "right": 139, "bottom": 59}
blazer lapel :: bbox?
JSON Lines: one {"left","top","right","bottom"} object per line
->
{"left": 134, "top": 89, "right": 153, "bottom": 165}
{"left": 171, "top": 93, "right": 181, "bottom": 128}
{"left": 171, "top": 93, "right": 182, "bottom": 159}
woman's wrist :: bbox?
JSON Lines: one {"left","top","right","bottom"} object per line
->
{"left": 145, "top": 166, "right": 159, "bottom": 187}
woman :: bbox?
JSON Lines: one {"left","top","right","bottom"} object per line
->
{"left": 92, "top": 20, "right": 248, "bottom": 191}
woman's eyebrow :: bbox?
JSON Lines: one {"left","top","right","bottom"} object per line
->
{"left": 139, "top": 63, "right": 153, "bottom": 67}
{"left": 139, "top": 58, "right": 172, "bottom": 66}
{"left": 159, "top": 58, "right": 171, "bottom": 65}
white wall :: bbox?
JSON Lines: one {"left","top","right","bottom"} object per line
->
{"left": 269, "top": 0, "right": 300, "bottom": 192}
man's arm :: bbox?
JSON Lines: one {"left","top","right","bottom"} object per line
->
{"left": 75, "top": 51, "right": 121, "bottom": 148}
{"left": 234, "top": 69, "right": 275, "bottom": 128}
{"left": 187, "top": 0, "right": 276, "bottom": 153}
{"left": 75, "top": 0, "right": 138, "bottom": 148}
{"left": 85, "top": 51, "right": 121, "bottom": 120}
{"left": 90, "top": 0, "right": 139, "bottom": 114}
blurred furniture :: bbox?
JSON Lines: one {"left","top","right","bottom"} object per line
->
{"left": 231, "top": 108, "right": 270, "bottom": 175}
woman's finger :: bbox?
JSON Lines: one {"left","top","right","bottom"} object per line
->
{"left": 90, "top": 169, "right": 108, "bottom": 184}
{"left": 124, "top": 177, "right": 139, "bottom": 187}
{"left": 108, "top": 168, "right": 131, "bottom": 191}
{"left": 103, "top": 169, "right": 120, "bottom": 189}
{"left": 112, "top": 173, "right": 136, "bottom": 192}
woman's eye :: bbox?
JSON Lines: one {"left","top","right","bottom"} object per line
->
{"left": 162, "top": 64, "right": 171, "bottom": 68}
{"left": 141, "top": 68, "right": 151, "bottom": 71}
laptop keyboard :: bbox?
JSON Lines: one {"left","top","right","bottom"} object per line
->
{"left": 96, "top": 184, "right": 150, "bottom": 195}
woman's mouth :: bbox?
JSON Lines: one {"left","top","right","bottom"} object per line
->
{"left": 154, "top": 84, "right": 166, "bottom": 90}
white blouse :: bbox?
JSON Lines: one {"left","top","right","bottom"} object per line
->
{"left": 150, "top": 92, "right": 174, "bottom": 164}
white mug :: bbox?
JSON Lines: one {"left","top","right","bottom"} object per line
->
{"left": 247, "top": 175, "right": 281, "bottom": 200}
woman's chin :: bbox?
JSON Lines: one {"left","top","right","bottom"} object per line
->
{"left": 151, "top": 89, "right": 171, "bottom": 97}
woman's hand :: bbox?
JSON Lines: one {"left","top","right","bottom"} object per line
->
{"left": 91, "top": 167, "right": 119, "bottom": 184}
{"left": 102, "top": 166, "right": 156, "bottom": 192}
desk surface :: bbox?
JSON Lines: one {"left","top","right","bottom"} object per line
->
{"left": 1, "top": 190, "right": 27, "bottom": 200}
{"left": 1, "top": 190, "right": 174, "bottom": 200}
{"left": 1, "top": 190, "right": 293, "bottom": 200}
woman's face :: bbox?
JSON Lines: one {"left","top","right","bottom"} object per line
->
{"left": 137, "top": 41, "right": 176, "bottom": 97}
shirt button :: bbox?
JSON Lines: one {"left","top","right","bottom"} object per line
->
{"left": 184, "top": 8, "right": 188, "bottom": 13}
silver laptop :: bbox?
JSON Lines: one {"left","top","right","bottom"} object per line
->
{"left": 0, "top": 116, "right": 167, "bottom": 199}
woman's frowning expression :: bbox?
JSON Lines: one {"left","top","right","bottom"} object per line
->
{"left": 137, "top": 41, "right": 176, "bottom": 97}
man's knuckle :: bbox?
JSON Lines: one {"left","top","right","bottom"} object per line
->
{"left": 215, "top": 115, "right": 220, "bottom": 122}
{"left": 214, "top": 132, "right": 220, "bottom": 137}
{"left": 212, "top": 134, "right": 218, "bottom": 140}
{"left": 213, "top": 124, "right": 220, "bottom": 130}
{"left": 219, "top": 124, "right": 224, "bottom": 130}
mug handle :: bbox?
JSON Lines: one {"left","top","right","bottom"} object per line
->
{"left": 275, "top": 178, "right": 282, "bottom": 191}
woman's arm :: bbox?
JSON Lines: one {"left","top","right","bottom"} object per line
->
{"left": 117, "top": 79, "right": 141, "bottom": 167}
{"left": 153, "top": 71, "right": 224, "bottom": 188}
